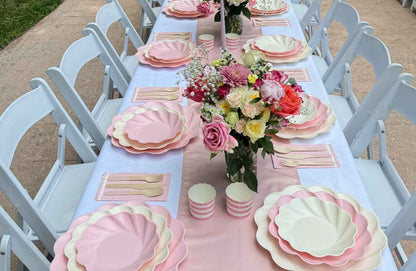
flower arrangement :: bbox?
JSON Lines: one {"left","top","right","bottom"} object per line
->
{"left": 212, "top": 0, "right": 251, "bottom": 34}
{"left": 177, "top": 48, "right": 304, "bottom": 192}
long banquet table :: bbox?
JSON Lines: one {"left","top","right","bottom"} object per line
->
{"left": 72, "top": 1, "right": 397, "bottom": 269}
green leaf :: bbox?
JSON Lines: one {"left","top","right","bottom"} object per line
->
{"left": 261, "top": 149, "right": 266, "bottom": 158}
{"left": 210, "top": 152, "right": 218, "bottom": 159}
{"left": 249, "top": 97, "right": 261, "bottom": 104}
{"left": 227, "top": 159, "right": 243, "bottom": 175}
{"left": 244, "top": 169, "right": 258, "bottom": 192}
{"left": 214, "top": 11, "right": 220, "bottom": 22}
{"left": 288, "top": 78, "right": 297, "bottom": 85}
{"left": 242, "top": 7, "right": 251, "bottom": 19}
{"left": 261, "top": 136, "right": 275, "bottom": 154}
{"left": 251, "top": 142, "right": 259, "bottom": 153}
{"left": 265, "top": 129, "right": 278, "bottom": 135}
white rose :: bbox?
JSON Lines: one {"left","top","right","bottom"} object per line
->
{"left": 234, "top": 119, "right": 246, "bottom": 133}
{"left": 226, "top": 92, "right": 242, "bottom": 108}
{"left": 242, "top": 103, "right": 257, "bottom": 118}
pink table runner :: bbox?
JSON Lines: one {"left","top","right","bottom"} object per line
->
{"left": 177, "top": 132, "right": 300, "bottom": 270}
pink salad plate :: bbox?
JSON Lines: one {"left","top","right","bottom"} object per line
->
{"left": 75, "top": 212, "right": 160, "bottom": 271}
{"left": 172, "top": 0, "right": 199, "bottom": 14}
{"left": 136, "top": 46, "right": 192, "bottom": 68}
{"left": 107, "top": 102, "right": 201, "bottom": 155}
{"left": 146, "top": 41, "right": 192, "bottom": 62}
{"left": 124, "top": 109, "right": 185, "bottom": 145}
{"left": 268, "top": 190, "right": 371, "bottom": 267}
{"left": 50, "top": 202, "right": 188, "bottom": 271}
{"left": 250, "top": 36, "right": 303, "bottom": 57}
{"left": 248, "top": 0, "right": 289, "bottom": 15}
{"left": 287, "top": 94, "right": 330, "bottom": 130}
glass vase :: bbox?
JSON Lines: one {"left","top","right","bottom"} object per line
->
{"left": 225, "top": 15, "right": 243, "bottom": 35}
{"left": 224, "top": 139, "right": 257, "bottom": 184}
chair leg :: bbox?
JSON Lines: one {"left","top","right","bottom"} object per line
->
{"left": 0, "top": 235, "right": 11, "bottom": 271}
{"left": 402, "top": 0, "right": 408, "bottom": 7}
{"left": 395, "top": 242, "right": 408, "bottom": 265}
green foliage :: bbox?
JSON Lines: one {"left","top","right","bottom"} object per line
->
{"left": 249, "top": 97, "right": 261, "bottom": 104}
{"left": 288, "top": 78, "right": 297, "bottom": 85}
{"left": 0, "top": 0, "right": 62, "bottom": 49}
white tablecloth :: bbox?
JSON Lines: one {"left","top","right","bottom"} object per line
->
{"left": 73, "top": 1, "right": 397, "bottom": 270}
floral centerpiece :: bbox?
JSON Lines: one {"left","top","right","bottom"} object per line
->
{"left": 177, "top": 48, "right": 304, "bottom": 192}
{"left": 210, "top": 0, "right": 251, "bottom": 35}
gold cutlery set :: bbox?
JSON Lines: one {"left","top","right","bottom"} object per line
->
{"left": 104, "top": 174, "right": 165, "bottom": 197}
{"left": 273, "top": 145, "right": 339, "bottom": 168}
{"left": 252, "top": 18, "right": 290, "bottom": 27}
{"left": 153, "top": 32, "right": 192, "bottom": 41}
{"left": 133, "top": 87, "right": 182, "bottom": 101}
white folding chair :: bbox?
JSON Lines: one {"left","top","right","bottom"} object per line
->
{"left": 0, "top": 206, "right": 50, "bottom": 271}
{"left": 0, "top": 78, "right": 97, "bottom": 255}
{"left": 88, "top": 0, "right": 145, "bottom": 80}
{"left": 411, "top": 0, "right": 416, "bottom": 11}
{"left": 308, "top": 0, "right": 369, "bottom": 78}
{"left": 292, "top": 0, "right": 322, "bottom": 38}
{"left": 47, "top": 28, "right": 129, "bottom": 150}
{"left": 345, "top": 72, "right": 416, "bottom": 265}
{"left": 133, "top": 0, "right": 161, "bottom": 39}
{"left": 323, "top": 27, "right": 403, "bottom": 130}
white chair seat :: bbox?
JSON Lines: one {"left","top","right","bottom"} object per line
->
{"left": 293, "top": 3, "right": 318, "bottom": 23}
{"left": 123, "top": 55, "right": 139, "bottom": 78}
{"left": 40, "top": 162, "right": 96, "bottom": 232}
{"left": 328, "top": 94, "right": 354, "bottom": 129}
{"left": 354, "top": 159, "right": 403, "bottom": 228}
{"left": 312, "top": 55, "right": 329, "bottom": 77}
{"left": 96, "top": 98, "right": 123, "bottom": 132}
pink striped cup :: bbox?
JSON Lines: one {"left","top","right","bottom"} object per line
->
{"left": 225, "top": 182, "right": 253, "bottom": 218}
{"left": 188, "top": 183, "right": 216, "bottom": 219}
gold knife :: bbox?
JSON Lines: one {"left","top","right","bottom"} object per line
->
{"left": 106, "top": 183, "right": 165, "bottom": 190}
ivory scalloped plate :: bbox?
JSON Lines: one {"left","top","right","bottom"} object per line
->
{"left": 252, "top": 0, "right": 285, "bottom": 11}
{"left": 286, "top": 95, "right": 318, "bottom": 125}
{"left": 255, "top": 35, "right": 298, "bottom": 53}
{"left": 268, "top": 190, "right": 371, "bottom": 267}
{"left": 276, "top": 109, "right": 336, "bottom": 139}
{"left": 254, "top": 185, "right": 387, "bottom": 271}
{"left": 275, "top": 197, "right": 357, "bottom": 257}
{"left": 64, "top": 205, "right": 173, "bottom": 271}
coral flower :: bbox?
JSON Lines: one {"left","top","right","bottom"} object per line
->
{"left": 220, "top": 63, "right": 250, "bottom": 87}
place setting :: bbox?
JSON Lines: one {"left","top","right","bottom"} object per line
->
{"left": 243, "top": 35, "right": 312, "bottom": 63}
{"left": 107, "top": 101, "right": 201, "bottom": 155}
{"left": 248, "top": 0, "right": 289, "bottom": 16}
{"left": 255, "top": 185, "right": 388, "bottom": 271}
{"left": 50, "top": 201, "right": 188, "bottom": 271}
{"left": 132, "top": 87, "right": 185, "bottom": 102}
{"left": 135, "top": 39, "right": 196, "bottom": 68}
{"left": 163, "top": 0, "right": 218, "bottom": 18}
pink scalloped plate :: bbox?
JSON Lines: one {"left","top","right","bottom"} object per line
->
{"left": 147, "top": 41, "right": 192, "bottom": 61}
{"left": 251, "top": 36, "right": 302, "bottom": 57}
{"left": 172, "top": 0, "right": 199, "bottom": 13}
{"left": 268, "top": 190, "right": 371, "bottom": 267}
{"left": 124, "top": 110, "right": 185, "bottom": 144}
{"left": 107, "top": 102, "right": 201, "bottom": 154}
{"left": 162, "top": 2, "right": 218, "bottom": 18}
{"left": 287, "top": 94, "right": 330, "bottom": 130}
{"left": 135, "top": 46, "right": 191, "bottom": 68}
{"left": 75, "top": 212, "right": 159, "bottom": 271}
{"left": 50, "top": 202, "right": 188, "bottom": 271}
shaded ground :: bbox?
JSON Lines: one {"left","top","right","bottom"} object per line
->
{"left": 0, "top": 0, "right": 415, "bottom": 268}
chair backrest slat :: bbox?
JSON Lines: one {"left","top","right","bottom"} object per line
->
{"left": 0, "top": 207, "right": 50, "bottom": 271}
{"left": 96, "top": 1, "right": 122, "bottom": 36}
{"left": 59, "top": 35, "right": 102, "bottom": 87}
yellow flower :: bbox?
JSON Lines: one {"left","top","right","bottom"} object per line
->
{"left": 250, "top": 91, "right": 259, "bottom": 100}
{"left": 210, "top": 59, "right": 221, "bottom": 67}
{"left": 216, "top": 99, "right": 230, "bottom": 113}
{"left": 244, "top": 120, "right": 266, "bottom": 143}
{"left": 259, "top": 108, "right": 271, "bottom": 123}
{"left": 248, "top": 74, "right": 258, "bottom": 84}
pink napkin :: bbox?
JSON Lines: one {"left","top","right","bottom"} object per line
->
{"left": 252, "top": 18, "right": 291, "bottom": 27}
{"left": 153, "top": 32, "right": 192, "bottom": 41}
{"left": 271, "top": 143, "right": 341, "bottom": 169}
{"left": 132, "top": 87, "right": 184, "bottom": 102}
{"left": 277, "top": 68, "right": 311, "bottom": 82}
{"left": 95, "top": 173, "right": 171, "bottom": 201}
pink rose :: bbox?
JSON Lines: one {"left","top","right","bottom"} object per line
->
{"left": 203, "top": 116, "right": 238, "bottom": 153}
{"left": 242, "top": 103, "right": 257, "bottom": 118}
{"left": 254, "top": 78, "right": 264, "bottom": 90}
{"left": 260, "top": 80, "right": 285, "bottom": 103}
{"left": 197, "top": 2, "right": 211, "bottom": 16}
{"left": 226, "top": 92, "right": 241, "bottom": 108}
{"left": 234, "top": 119, "right": 246, "bottom": 133}
{"left": 264, "top": 70, "right": 289, "bottom": 82}
{"left": 291, "top": 83, "right": 304, "bottom": 93}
